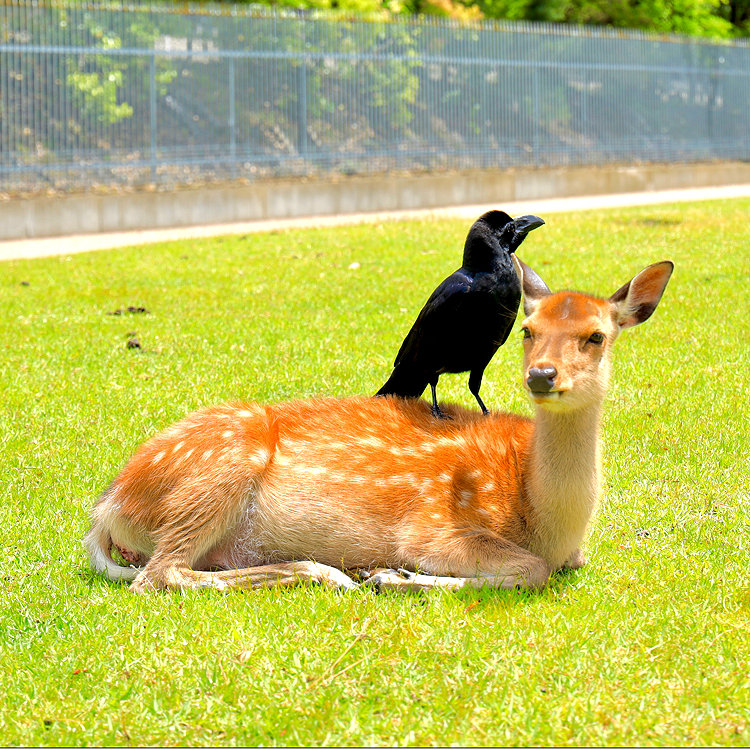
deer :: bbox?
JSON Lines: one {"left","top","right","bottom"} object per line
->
{"left": 85, "top": 256, "right": 673, "bottom": 593}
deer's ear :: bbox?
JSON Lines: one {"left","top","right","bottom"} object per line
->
{"left": 513, "top": 255, "right": 551, "bottom": 316}
{"left": 609, "top": 261, "right": 674, "bottom": 329}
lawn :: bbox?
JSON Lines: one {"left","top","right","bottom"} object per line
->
{"left": 1, "top": 198, "right": 748, "bottom": 746}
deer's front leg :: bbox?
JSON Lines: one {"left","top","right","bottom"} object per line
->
{"left": 384, "top": 523, "right": 552, "bottom": 592}
{"left": 360, "top": 568, "right": 468, "bottom": 592}
{"left": 362, "top": 537, "right": 552, "bottom": 592}
{"left": 362, "top": 563, "right": 550, "bottom": 592}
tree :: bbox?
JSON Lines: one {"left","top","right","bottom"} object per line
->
{"left": 718, "top": 0, "right": 750, "bottom": 32}
{"left": 465, "top": 0, "right": 737, "bottom": 37}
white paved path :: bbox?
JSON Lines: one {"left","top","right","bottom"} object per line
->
{"left": 2, "top": 183, "right": 750, "bottom": 262}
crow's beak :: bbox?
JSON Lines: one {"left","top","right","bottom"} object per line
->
{"left": 513, "top": 215, "right": 545, "bottom": 234}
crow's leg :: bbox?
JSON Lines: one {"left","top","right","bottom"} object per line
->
{"left": 429, "top": 379, "right": 450, "bottom": 419}
{"left": 468, "top": 370, "right": 490, "bottom": 415}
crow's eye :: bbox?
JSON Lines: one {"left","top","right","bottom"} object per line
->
{"left": 521, "top": 327, "right": 531, "bottom": 340}
{"left": 588, "top": 332, "right": 605, "bottom": 345}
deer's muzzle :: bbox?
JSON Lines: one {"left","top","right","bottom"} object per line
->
{"left": 527, "top": 366, "right": 557, "bottom": 393}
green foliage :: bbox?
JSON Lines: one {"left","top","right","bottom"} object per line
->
{"left": 465, "top": 0, "right": 737, "bottom": 36}
{"left": 264, "top": 0, "right": 397, "bottom": 12}
{"left": 0, "top": 199, "right": 748, "bottom": 745}
{"left": 66, "top": 70, "right": 134, "bottom": 125}
{"left": 248, "top": 0, "right": 747, "bottom": 35}
{"left": 58, "top": 7, "right": 140, "bottom": 126}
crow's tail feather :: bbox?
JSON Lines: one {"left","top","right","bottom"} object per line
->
{"left": 376, "top": 367, "right": 429, "bottom": 399}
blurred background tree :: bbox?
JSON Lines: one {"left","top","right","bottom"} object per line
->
{"left": 198, "top": 0, "right": 749, "bottom": 36}
{"left": 466, "top": 0, "right": 740, "bottom": 37}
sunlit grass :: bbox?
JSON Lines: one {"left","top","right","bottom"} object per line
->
{"left": 0, "top": 199, "right": 748, "bottom": 746}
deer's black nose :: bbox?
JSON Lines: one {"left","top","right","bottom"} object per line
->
{"left": 527, "top": 366, "right": 557, "bottom": 393}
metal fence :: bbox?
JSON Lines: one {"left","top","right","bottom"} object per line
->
{"left": 2, "top": 1, "right": 749, "bottom": 194}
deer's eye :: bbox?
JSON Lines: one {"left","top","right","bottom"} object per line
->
{"left": 587, "top": 332, "right": 605, "bottom": 345}
{"left": 521, "top": 327, "right": 531, "bottom": 340}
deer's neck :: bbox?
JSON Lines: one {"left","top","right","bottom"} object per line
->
{"left": 525, "top": 403, "right": 603, "bottom": 568}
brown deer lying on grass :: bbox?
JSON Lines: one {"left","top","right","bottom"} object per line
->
{"left": 85, "top": 257, "right": 673, "bottom": 593}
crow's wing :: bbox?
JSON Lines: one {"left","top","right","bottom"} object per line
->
{"left": 392, "top": 270, "right": 473, "bottom": 368}
{"left": 491, "top": 302, "right": 519, "bottom": 349}
{"left": 489, "top": 278, "right": 523, "bottom": 348}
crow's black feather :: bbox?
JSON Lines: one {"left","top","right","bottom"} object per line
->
{"left": 377, "top": 210, "right": 544, "bottom": 417}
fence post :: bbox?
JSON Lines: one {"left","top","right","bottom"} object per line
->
{"left": 297, "top": 61, "right": 307, "bottom": 155}
{"left": 532, "top": 67, "right": 540, "bottom": 157}
{"left": 708, "top": 55, "right": 720, "bottom": 157}
{"left": 149, "top": 52, "right": 157, "bottom": 182}
{"left": 229, "top": 57, "right": 236, "bottom": 164}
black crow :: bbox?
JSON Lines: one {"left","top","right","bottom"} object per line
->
{"left": 376, "top": 210, "right": 545, "bottom": 418}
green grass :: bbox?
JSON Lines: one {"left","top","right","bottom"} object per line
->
{"left": 1, "top": 199, "right": 749, "bottom": 746}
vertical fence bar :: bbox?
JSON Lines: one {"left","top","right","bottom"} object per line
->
{"left": 149, "top": 51, "right": 157, "bottom": 181}
{"left": 297, "top": 59, "right": 307, "bottom": 156}
{"left": 0, "top": 5, "right": 8, "bottom": 184}
{"left": 531, "top": 66, "right": 540, "bottom": 158}
{"left": 228, "top": 56, "right": 236, "bottom": 164}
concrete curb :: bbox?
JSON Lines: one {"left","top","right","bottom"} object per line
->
{"left": 2, "top": 182, "right": 750, "bottom": 263}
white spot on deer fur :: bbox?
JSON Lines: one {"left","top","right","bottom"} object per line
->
{"left": 202, "top": 449, "right": 214, "bottom": 461}
{"left": 482, "top": 481, "right": 496, "bottom": 493}
{"left": 325, "top": 441, "right": 348, "bottom": 451}
{"left": 330, "top": 472, "right": 365, "bottom": 484}
{"left": 237, "top": 410, "right": 253, "bottom": 418}
{"left": 222, "top": 430, "right": 234, "bottom": 439}
{"left": 435, "top": 436, "right": 458, "bottom": 447}
{"left": 159, "top": 424, "right": 183, "bottom": 439}
{"left": 389, "top": 473, "right": 418, "bottom": 485}
{"left": 184, "top": 447, "right": 194, "bottom": 460}
{"left": 460, "top": 489, "right": 473, "bottom": 502}
{"left": 172, "top": 441, "right": 185, "bottom": 454}
{"left": 283, "top": 439, "right": 312, "bottom": 451}
{"left": 430, "top": 513, "right": 441, "bottom": 521}
{"left": 273, "top": 451, "right": 290, "bottom": 466}
{"left": 249, "top": 448, "right": 269, "bottom": 465}
{"left": 438, "top": 472, "right": 451, "bottom": 483}
{"left": 469, "top": 469, "right": 482, "bottom": 480}
{"left": 151, "top": 451, "right": 165, "bottom": 465}
{"left": 477, "top": 507, "right": 491, "bottom": 516}
{"left": 358, "top": 436, "right": 385, "bottom": 449}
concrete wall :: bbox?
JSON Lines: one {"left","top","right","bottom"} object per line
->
{"left": 2, "top": 161, "right": 750, "bottom": 241}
